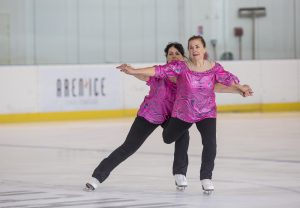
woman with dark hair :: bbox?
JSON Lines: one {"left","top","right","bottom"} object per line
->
{"left": 117, "top": 36, "right": 253, "bottom": 193}
{"left": 84, "top": 42, "right": 190, "bottom": 191}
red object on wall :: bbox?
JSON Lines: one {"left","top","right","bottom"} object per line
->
{"left": 234, "top": 27, "right": 244, "bottom": 37}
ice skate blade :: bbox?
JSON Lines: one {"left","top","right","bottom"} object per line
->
{"left": 83, "top": 187, "right": 94, "bottom": 192}
{"left": 176, "top": 186, "right": 187, "bottom": 191}
{"left": 175, "top": 181, "right": 187, "bottom": 191}
{"left": 83, "top": 183, "right": 95, "bottom": 192}
{"left": 202, "top": 189, "right": 214, "bottom": 195}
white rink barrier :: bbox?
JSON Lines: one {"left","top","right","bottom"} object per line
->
{"left": 0, "top": 60, "right": 299, "bottom": 122}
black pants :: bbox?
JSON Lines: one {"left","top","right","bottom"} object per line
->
{"left": 162, "top": 117, "right": 216, "bottom": 180}
{"left": 92, "top": 116, "right": 189, "bottom": 183}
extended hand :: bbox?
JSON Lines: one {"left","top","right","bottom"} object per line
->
{"left": 116, "top": 64, "right": 135, "bottom": 75}
{"left": 239, "top": 84, "right": 254, "bottom": 97}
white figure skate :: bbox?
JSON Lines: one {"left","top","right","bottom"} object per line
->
{"left": 83, "top": 177, "right": 99, "bottom": 192}
{"left": 174, "top": 174, "right": 188, "bottom": 191}
{"left": 201, "top": 179, "right": 214, "bottom": 194}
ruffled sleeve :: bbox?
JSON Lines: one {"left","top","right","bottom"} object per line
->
{"left": 154, "top": 61, "right": 185, "bottom": 79}
{"left": 214, "top": 63, "right": 240, "bottom": 86}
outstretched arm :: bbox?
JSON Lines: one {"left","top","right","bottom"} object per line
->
{"left": 121, "top": 64, "right": 150, "bottom": 81}
{"left": 116, "top": 64, "right": 155, "bottom": 77}
{"left": 214, "top": 64, "right": 254, "bottom": 97}
{"left": 214, "top": 83, "right": 253, "bottom": 97}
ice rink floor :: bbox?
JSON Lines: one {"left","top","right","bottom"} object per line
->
{"left": 0, "top": 112, "right": 299, "bottom": 208}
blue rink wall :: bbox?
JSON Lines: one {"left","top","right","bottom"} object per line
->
{"left": 0, "top": 60, "right": 299, "bottom": 123}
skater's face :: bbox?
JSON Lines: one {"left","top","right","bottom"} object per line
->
{"left": 166, "top": 46, "right": 184, "bottom": 63}
{"left": 188, "top": 39, "right": 206, "bottom": 61}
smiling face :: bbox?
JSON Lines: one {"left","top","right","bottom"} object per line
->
{"left": 166, "top": 46, "right": 184, "bottom": 63}
{"left": 188, "top": 36, "right": 206, "bottom": 61}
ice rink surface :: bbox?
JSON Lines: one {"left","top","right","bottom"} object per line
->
{"left": 0, "top": 112, "right": 299, "bottom": 208}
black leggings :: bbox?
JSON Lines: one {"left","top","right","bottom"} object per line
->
{"left": 162, "top": 117, "right": 216, "bottom": 180}
{"left": 92, "top": 116, "right": 190, "bottom": 183}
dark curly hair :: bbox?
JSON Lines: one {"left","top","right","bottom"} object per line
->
{"left": 164, "top": 42, "right": 185, "bottom": 58}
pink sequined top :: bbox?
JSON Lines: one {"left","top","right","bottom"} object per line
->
{"left": 137, "top": 77, "right": 176, "bottom": 124}
{"left": 154, "top": 61, "right": 240, "bottom": 123}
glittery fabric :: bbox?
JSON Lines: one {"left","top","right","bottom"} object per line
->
{"left": 154, "top": 61, "right": 240, "bottom": 123}
{"left": 137, "top": 77, "right": 177, "bottom": 124}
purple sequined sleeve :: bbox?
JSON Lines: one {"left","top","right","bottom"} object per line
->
{"left": 215, "top": 64, "right": 240, "bottom": 86}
